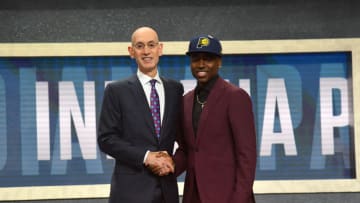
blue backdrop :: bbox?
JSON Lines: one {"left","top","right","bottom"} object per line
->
{"left": 0, "top": 52, "right": 354, "bottom": 187}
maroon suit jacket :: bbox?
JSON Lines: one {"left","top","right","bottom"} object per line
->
{"left": 174, "top": 77, "right": 257, "bottom": 203}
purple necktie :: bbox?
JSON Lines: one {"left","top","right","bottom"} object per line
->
{"left": 150, "top": 79, "right": 161, "bottom": 138}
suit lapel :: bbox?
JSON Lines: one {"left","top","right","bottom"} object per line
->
{"left": 160, "top": 77, "right": 170, "bottom": 142}
{"left": 128, "top": 75, "right": 157, "bottom": 140}
{"left": 196, "top": 78, "right": 226, "bottom": 145}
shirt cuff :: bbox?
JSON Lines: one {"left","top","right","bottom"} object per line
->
{"left": 143, "top": 150, "right": 150, "bottom": 163}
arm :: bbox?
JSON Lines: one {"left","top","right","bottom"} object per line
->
{"left": 228, "top": 88, "right": 257, "bottom": 202}
{"left": 97, "top": 83, "right": 146, "bottom": 168}
{"left": 173, "top": 97, "right": 188, "bottom": 177}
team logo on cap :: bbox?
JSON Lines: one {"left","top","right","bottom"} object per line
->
{"left": 197, "top": 37, "right": 210, "bottom": 48}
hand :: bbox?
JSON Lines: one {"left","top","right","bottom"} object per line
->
{"left": 145, "top": 151, "right": 175, "bottom": 176}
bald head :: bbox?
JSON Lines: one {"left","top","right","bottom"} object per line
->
{"left": 131, "top": 26, "right": 159, "bottom": 44}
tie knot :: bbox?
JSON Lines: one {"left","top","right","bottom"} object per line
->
{"left": 150, "top": 79, "right": 157, "bottom": 87}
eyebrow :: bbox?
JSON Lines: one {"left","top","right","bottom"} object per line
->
{"left": 133, "top": 40, "right": 158, "bottom": 45}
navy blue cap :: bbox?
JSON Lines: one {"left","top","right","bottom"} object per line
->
{"left": 186, "top": 35, "right": 222, "bottom": 56}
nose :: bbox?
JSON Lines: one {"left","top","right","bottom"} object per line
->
{"left": 143, "top": 46, "right": 151, "bottom": 54}
{"left": 198, "top": 58, "right": 205, "bottom": 68}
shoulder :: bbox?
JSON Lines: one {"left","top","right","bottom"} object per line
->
{"left": 106, "top": 75, "right": 136, "bottom": 88}
{"left": 161, "top": 77, "right": 181, "bottom": 86}
{"left": 104, "top": 75, "right": 137, "bottom": 96}
{"left": 219, "top": 79, "right": 251, "bottom": 103}
{"left": 228, "top": 82, "right": 249, "bottom": 96}
{"left": 219, "top": 78, "right": 247, "bottom": 94}
{"left": 184, "top": 89, "right": 194, "bottom": 100}
{"left": 161, "top": 77, "right": 184, "bottom": 93}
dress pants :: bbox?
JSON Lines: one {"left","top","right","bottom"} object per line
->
{"left": 152, "top": 181, "right": 165, "bottom": 203}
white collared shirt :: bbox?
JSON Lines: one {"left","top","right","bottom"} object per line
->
{"left": 137, "top": 69, "right": 166, "bottom": 163}
{"left": 137, "top": 69, "right": 165, "bottom": 123}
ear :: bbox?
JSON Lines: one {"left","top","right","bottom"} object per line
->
{"left": 158, "top": 43, "right": 163, "bottom": 56}
{"left": 128, "top": 46, "right": 134, "bottom": 58}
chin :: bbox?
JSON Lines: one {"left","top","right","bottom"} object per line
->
{"left": 142, "top": 64, "right": 156, "bottom": 70}
{"left": 197, "top": 78, "right": 209, "bottom": 83}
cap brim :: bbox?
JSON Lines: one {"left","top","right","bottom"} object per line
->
{"left": 186, "top": 50, "right": 222, "bottom": 57}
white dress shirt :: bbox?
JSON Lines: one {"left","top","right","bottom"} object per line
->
{"left": 137, "top": 69, "right": 165, "bottom": 163}
{"left": 137, "top": 69, "right": 165, "bottom": 122}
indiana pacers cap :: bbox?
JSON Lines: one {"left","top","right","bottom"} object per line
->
{"left": 186, "top": 35, "right": 222, "bottom": 56}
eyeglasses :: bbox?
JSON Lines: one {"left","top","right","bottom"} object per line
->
{"left": 133, "top": 42, "right": 159, "bottom": 50}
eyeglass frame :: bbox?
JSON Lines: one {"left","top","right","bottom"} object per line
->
{"left": 132, "top": 41, "right": 159, "bottom": 50}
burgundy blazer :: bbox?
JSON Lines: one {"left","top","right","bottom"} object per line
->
{"left": 174, "top": 77, "right": 257, "bottom": 203}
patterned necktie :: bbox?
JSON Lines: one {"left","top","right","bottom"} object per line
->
{"left": 150, "top": 79, "right": 161, "bottom": 139}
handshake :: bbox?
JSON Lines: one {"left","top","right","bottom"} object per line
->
{"left": 144, "top": 151, "right": 175, "bottom": 176}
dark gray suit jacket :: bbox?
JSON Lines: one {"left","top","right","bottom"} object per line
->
{"left": 98, "top": 74, "right": 183, "bottom": 203}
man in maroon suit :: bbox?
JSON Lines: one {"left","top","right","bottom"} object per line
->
{"left": 173, "top": 35, "right": 257, "bottom": 203}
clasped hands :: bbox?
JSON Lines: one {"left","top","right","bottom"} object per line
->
{"left": 145, "top": 151, "right": 175, "bottom": 176}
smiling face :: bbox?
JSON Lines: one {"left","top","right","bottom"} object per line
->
{"left": 128, "top": 27, "right": 163, "bottom": 77}
{"left": 190, "top": 52, "right": 222, "bottom": 86}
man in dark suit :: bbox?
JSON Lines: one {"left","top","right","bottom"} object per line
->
{"left": 97, "top": 26, "right": 183, "bottom": 203}
{"left": 174, "top": 35, "right": 257, "bottom": 203}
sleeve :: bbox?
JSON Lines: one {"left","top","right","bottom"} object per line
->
{"left": 97, "top": 83, "right": 147, "bottom": 168}
{"left": 228, "top": 88, "right": 257, "bottom": 202}
{"left": 173, "top": 92, "right": 188, "bottom": 177}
